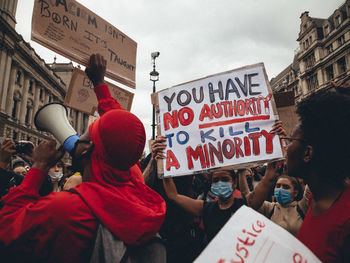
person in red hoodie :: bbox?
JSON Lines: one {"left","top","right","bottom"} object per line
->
{"left": 0, "top": 54, "right": 166, "bottom": 263}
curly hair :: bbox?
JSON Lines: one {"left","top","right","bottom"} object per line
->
{"left": 296, "top": 89, "right": 350, "bottom": 183}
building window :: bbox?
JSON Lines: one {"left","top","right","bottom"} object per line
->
{"left": 16, "top": 71, "right": 21, "bottom": 84}
{"left": 49, "top": 96, "right": 52, "bottom": 103}
{"left": 305, "top": 53, "right": 316, "bottom": 68}
{"left": 326, "top": 65, "right": 334, "bottom": 80}
{"left": 324, "top": 25, "right": 330, "bottom": 35}
{"left": 306, "top": 74, "right": 318, "bottom": 91}
{"left": 39, "top": 89, "right": 43, "bottom": 100}
{"left": 12, "top": 100, "right": 18, "bottom": 119}
{"left": 326, "top": 44, "right": 333, "bottom": 55}
{"left": 335, "top": 15, "right": 342, "bottom": 27}
{"left": 338, "top": 35, "right": 345, "bottom": 46}
{"left": 337, "top": 57, "right": 346, "bottom": 75}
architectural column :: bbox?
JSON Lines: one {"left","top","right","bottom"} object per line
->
{"left": 0, "top": 50, "right": 8, "bottom": 102}
{"left": 0, "top": 52, "right": 13, "bottom": 112}
{"left": 44, "top": 89, "right": 50, "bottom": 104}
{"left": 5, "top": 66, "right": 17, "bottom": 115}
{"left": 300, "top": 79, "right": 308, "bottom": 95}
{"left": 28, "top": 100, "right": 34, "bottom": 127}
{"left": 19, "top": 76, "right": 29, "bottom": 124}
{"left": 32, "top": 82, "right": 41, "bottom": 121}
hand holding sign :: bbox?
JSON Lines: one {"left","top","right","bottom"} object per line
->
{"left": 85, "top": 53, "right": 106, "bottom": 87}
{"left": 154, "top": 63, "right": 284, "bottom": 178}
{"left": 151, "top": 136, "right": 167, "bottom": 161}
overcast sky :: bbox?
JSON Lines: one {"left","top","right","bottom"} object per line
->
{"left": 15, "top": 0, "right": 344, "bottom": 152}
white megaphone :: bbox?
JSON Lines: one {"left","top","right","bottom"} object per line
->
{"left": 34, "top": 103, "right": 80, "bottom": 153}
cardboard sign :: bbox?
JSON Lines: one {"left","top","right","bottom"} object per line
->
{"left": 64, "top": 68, "right": 134, "bottom": 114}
{"left": 195, "top": 206, "right": 321, "bottom": 263}
{"left": 154, "top": 63, "right": 283, "bottom": 177}
{"left": 274, "top": 91, "right": 298, "bottom": 136}
{"left": 32, "top": 0, "right": 137, "bottom": 88}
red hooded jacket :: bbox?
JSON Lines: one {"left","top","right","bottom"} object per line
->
{"left": 0, "top": 85, "right": 166, "bottom": 263}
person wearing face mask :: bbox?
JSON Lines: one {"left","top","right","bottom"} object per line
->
{"left": 163, "top": 170, "right": 245, "bottom": 243}
{"left": 163, "top": 166, "right": 281, "bottom": 244}
{"left": 260, "top": 175, "right": 310, "bottom": 236}
{"left": 239, "top": 162, "right": 310, "bottom": 236}
{"left": 47, "top": 161, "right": 64, "bottom": 192}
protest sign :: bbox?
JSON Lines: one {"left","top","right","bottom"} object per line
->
{"left": 31, "top": 0, "right": 137, "bottom": 88}
{"left": 195, "top": 206, "right": 321, "bottom": 263}
{"left": 274, "top": 91, "right": 298, "bottom": 137}
{"left": 153, "top": 63, "right": 283, "bottom": 177}
{"left": 64, "top": 68, "right": 134, "bottom": 114}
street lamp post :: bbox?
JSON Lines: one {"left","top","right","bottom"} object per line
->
{"left": 150, "top": 52, "right": 160, "bottom": 140}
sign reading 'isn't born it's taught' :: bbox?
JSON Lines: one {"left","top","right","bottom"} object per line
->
{"left": 31, "top": 0, "right": 137, "bottom": 88}
{"left": 154, "top": 63, "right": 283, "bottom": 177}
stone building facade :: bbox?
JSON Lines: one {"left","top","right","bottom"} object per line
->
{"left": 0, "top": 0, "right": 89, "bottom": 146}
{"left": 271, "top": 0, "right": 350, "bottom": 101}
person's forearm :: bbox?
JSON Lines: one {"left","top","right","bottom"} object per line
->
{"left": 162, "top": 177, "right": 203, "bottom": 216}
{"left": 19, "top": 168, "right": 47, "bottom": 193}
{"left": 238, "top": 171, "right": 251, "bottom": 196}
{"left": 246, "top": 173, "right": 276, "bottom": 210}
{"left": 143, "top": 158, "right": 157, "bottom": 187}
{"left": 162, "top": 177, "right": 178, "bottom": 200}
{"left": 0, "top": 160, "right": 10, "bottom": 170}
{"left": 94, "top": 84, "right": 122, "bottom": 115}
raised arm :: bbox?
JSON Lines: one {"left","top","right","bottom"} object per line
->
{"left": 246, "top": 162, "right": 279, "bottom": 210}
{"left": 298, "top": 184, "right": 311, "bottom": 214}
{"left": 1, "top": 141, "right": 64, "bottom": 213}
{"left": 238, "top": 169, "right": 252, "bottom": 197}
{"left": 0, "top": 139, "right": 15, "bottom": 170}
{"left": 143, "top": 136, "right": 166, "bottom": 187}
{"left": 85, "top": 54, "right": 122, "bottom": 116}
{"left": 246, "top": 120, "right": 287, "bottom": 209}
{"left": 163, "top": 177, "right": 204, "bottom": 217}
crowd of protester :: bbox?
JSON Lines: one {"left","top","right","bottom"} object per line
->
{"left": 0, "top": 53, "right": 349, "bottom": 263}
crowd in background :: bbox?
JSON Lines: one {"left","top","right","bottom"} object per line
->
{"left": 0, "top": 54, "right": 349, "bottom": 263}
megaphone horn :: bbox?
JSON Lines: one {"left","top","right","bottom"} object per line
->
{"left": 34, "top": 102, "right": 80, "bottom": 153}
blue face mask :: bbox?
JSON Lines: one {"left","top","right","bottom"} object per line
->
{"left": 211, "top": 181, "right": 233, "bottom": 200}
{"left": 274, "top": 188, "right": 292, "bottom": 205}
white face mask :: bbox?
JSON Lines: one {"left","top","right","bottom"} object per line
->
{"left": 48, "top": 172, "right": 63, "bottom": 182}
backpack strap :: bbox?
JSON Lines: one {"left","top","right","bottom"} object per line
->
{"left": 296, "top": 204, "right": 305, "bottom": 220}
{"left": 269, "top": 205, "right": 275, "bottom": 219}
{"left": 65, "top": 188, "right": 79, "bottom": 194}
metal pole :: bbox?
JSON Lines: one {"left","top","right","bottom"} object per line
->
{"left": 152, "top": 79, "right": 156, "bottom": 140}
{"left": 150, "top": 53, "right": 159, "bottom": 140}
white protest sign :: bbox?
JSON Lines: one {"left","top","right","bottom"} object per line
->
{"left": 156, "top": 63, "right": 283, "bottom": 177}
{"left": 195, "top": 206, "right": 321, "bottom": 263}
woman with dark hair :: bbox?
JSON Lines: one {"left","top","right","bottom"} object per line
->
{"left": 163, "top": 169, "right": 246, "bottom": 243}
{"left": 239, "top": 164, "right": 310, "bottom": 236}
